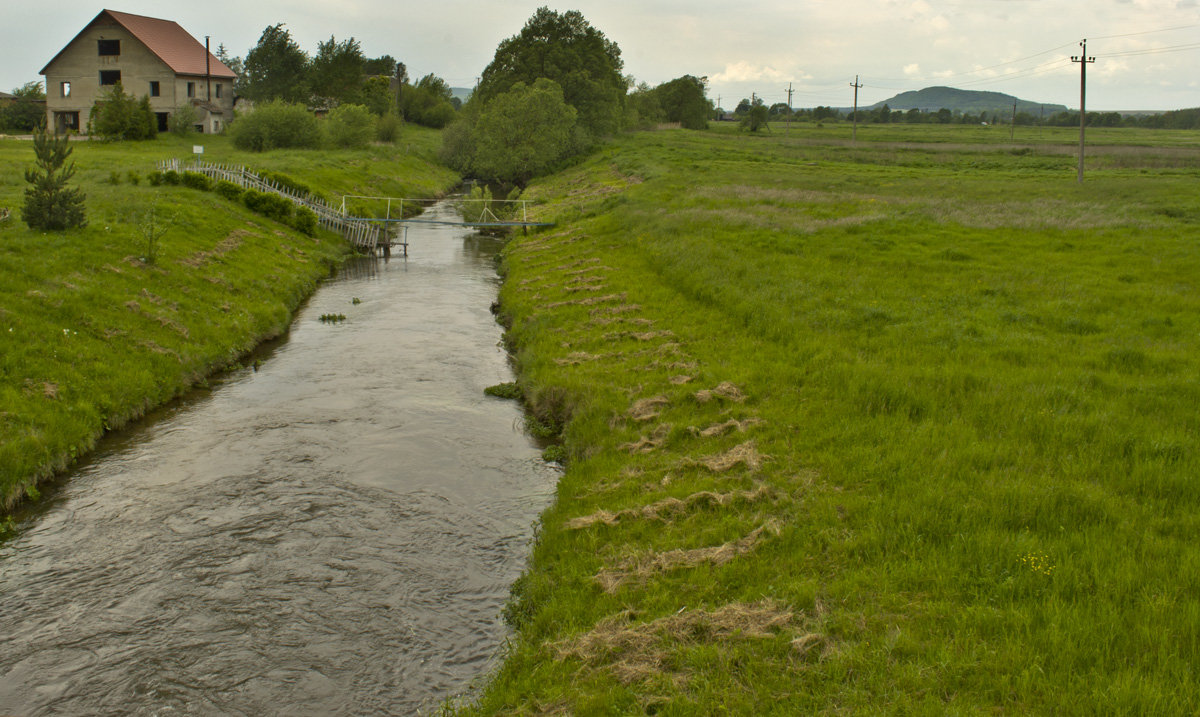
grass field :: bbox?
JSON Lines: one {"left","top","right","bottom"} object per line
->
{"left": 461, "top": 123, "right": 1200, "bottom": 713}
{"left": 0, "top": 128, "right": 458, "bottom": 512}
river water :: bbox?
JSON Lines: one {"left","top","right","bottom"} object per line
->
{"left": 0, "top": 202, "right": 559, "bottom": 715}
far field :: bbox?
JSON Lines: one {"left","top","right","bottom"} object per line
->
{"left": 463, "top": 122, "right": 1200, "bottom": 713}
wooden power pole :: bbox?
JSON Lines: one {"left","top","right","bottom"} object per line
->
{"left": 1071, "top": 40, "right": 1096, "bottom": 182}
{"left": 850, "top": 75, "right": 863, "bottom": 143}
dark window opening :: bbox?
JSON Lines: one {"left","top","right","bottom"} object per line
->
{"left": 215, "top": 84, "right": 222, "bottom": 99}
{"left": 98, "top": 39, "right": 120, "bottom": 56}
{"left": 99, "top": 70, "right": 121, "bottom": 86}
{"left": 156, "top": 112, "right": 169, "bottom": 132}
{"left": 187, "top": 82, "right": 195, "bottom": 98}
{"left": 149, "top": 81, "right": 160, "bottom": 97}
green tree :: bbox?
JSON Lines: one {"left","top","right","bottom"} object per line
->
{"left": 475, "top": 7, "right": 624, "bottom": 139}
{"left": 90, "top": 82, "right": 155, "bottom": 140}
{"left": 739, "top": 97, "right": 768, "bottom": 132}
{"left": 215, "top": 44, "right": 245, "bottom": 97}
{"left": 309, "top": 35, "right": 365, "bottom": 105}
{"left": 361, "top": 76, "right": 393, "bottom": 116}
{"left": 655, "top": 75, "right": 711, "bottom": 130}
{"left": 471, "top": 78, "right": 578, "bottom": 185}
{"left": 401, "top": 73, "right": 457, "bottom": 128}
{"left": 324, "top": 103, "right": 374, "bottom": 148}
{"left": 229, "top": 100, "right": 321, "bottom": 151}
{"left": 2, "top": 82, "right": 47, "bottom": 132}
{"left": 242, "top": 24, "right": 309, "bottom": 103}
{"left": 363, "top": 55, "right": 398, "bottom": 76}
{"left": 21, "top": 122, "right": 86, "bottom": 230}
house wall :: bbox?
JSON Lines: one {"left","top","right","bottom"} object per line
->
{"left": 42, "top": 17, "right": 234, "bottom": 134}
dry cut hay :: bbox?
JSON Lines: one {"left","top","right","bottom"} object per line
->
{"left": 689, "top": 417, "right": 764, "bottom": 438}
{"left": 564, "top": 483, "right": 773, "bottom": 530}
{"left": 595, "top": 523, "right": 775, "bottom": 592}
{"left": 554, "top": 351, "right": 607, "bottom": 366}
{"left": 627, "top": 395, "right": 670, "bottom": 422}
{"left": 694, "top": 381, "right": 747, "bottom": 404}
{"left": 620, "top": 424, "right": 672, "bottom": 454}
{"left": 691, "top": 440, "right": 767, "bottom": 473}
{"left": 556, "top": 599, "right": 795, "bottom": 685}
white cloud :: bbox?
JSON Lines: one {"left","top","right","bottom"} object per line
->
{"left": 711, "top": 61, "right": 788, "bottom": 84}
{"left": 904, "top": 63, "right": 921, "bottom": 76}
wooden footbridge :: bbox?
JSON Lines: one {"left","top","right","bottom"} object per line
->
{"left": 158, "top": 160, "right": 552, "bottom": 256}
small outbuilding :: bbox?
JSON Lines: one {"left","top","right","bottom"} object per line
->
{"left": 40, "top": 9, "right": 236, "bottom": 135}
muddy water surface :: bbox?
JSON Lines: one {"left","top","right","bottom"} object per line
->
{"left": 0, "top": 202, "right": 558, "bottom": 715}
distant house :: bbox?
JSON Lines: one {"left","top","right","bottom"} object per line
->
{"left": 40, "top": 9, "right": 236, "bottom": 135}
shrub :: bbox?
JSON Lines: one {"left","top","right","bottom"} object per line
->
{"left": 325, "top": 103, "right": 375, "bottom": 149}
{"left": 214, "top": 179, "right": 244, "bottom": 201}
{"left": 376, "top": 113, "right": 401, "bottom": 143}
{"left": 162, "top": 170, "right": 181, "bottom": 185}
{"left": 126, "top": 170, "right": 141, "bottom": 186}
{"left": 228, "top": 100, "right": 321, "bottom": 151}
{"left": 147, "top": 171, "right": 164, "bottom": 186}
{"left": 90, "top": 83, "right": 156, "bottom": 141}
{"left": 169, "top": 104, "right": 198, "bottom": 136}
{"left": 181, "top": 171, "right": 213, "bottom": 191}
{"left": 292, "top": 206, "right": 318, "bottom": 235}
{"left": 242, "top": 189, "right": 293, "bottom": 222}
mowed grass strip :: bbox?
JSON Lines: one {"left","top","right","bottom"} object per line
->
{"left": 0, "top": 131, "right": 458, "bottom": 510}
{"left": 461, "top": 125, "right": 1200, "bottom": 713}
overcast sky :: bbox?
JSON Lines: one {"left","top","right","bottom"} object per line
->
{"left": 4, "top": 1, "right": 1198, "bottom": 111}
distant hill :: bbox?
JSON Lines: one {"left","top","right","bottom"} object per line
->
{"left": 450, "top": 87, "right": 472, "bottom": 104}
{"left": 868, "top": 86, "right": 1067, "bottom": 115}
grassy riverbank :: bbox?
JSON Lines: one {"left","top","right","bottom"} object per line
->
{"left": 0, "top": 129, "right": 458, "bottom": 512}
{"left": 465, "top": 124, "right": 1200, "bottom": 713}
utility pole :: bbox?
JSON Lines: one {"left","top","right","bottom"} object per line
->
{"left": 717, "top": 94, "right": 721, "bottom": 120}
{"left": 1071, "top": 39, "right": 1096, "bottom": 182}
{"left": 850, "top": 75, "right": 863, "bottom": 143}
{"left": 1010, "top": 102, "right": 1017, "bottom": 141}
{"left": 786, "top": 82, "right": 794, "bottom": 135}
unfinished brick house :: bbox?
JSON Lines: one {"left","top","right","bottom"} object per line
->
{"left": 40, "top": 9, "right": 236, "bottom": 134}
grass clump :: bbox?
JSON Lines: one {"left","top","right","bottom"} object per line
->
{"left": 484, "top": 382, "right": 523, "bottom": 400}
{"left": 461, "top": 124, "right": 1200, "bottom": 714}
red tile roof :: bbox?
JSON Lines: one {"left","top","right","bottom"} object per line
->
{"left": 41, "top": 9, "right": 236, "bottom": 79}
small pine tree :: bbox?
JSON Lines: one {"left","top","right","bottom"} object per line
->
{"left": 22, "top": 123, "right": 87, "bottom": 230}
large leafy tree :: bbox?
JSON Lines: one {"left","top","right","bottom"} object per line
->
{"left": 401, "top": 73, "right": 457, "bottom": 128}
{"left": 471, "top": 79, "right": 578, "bottom": 186}
{"left": 90, "top": 82, "right": 156, "bottom": 140}
{"left": 242, "top": 24, "right": 309, "bottom": 103}
{"left": 309, "top": 36, "right": 365, "bottom": 105}
{"left": 475, "top": 7, "right": 624, "bottom": 138}
{"left": 655, "top": 75, "right": 711, "bottom": 130}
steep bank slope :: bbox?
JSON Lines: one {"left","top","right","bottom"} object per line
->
{"left": 464, "top": 125, "right": 1200, "bottom": 713}
{"left": 0, "top": 130, "right": 458, "bottom": 511}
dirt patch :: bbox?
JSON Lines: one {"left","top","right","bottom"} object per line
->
{"left": 693, "top": 441, "right": 767, "bottom": 473}
{"left": 690, "top": 418, "right": 763, "bottom": 438}
{"left": 669, "top": 375, "right": 694, "bottom": 385}
{"left": 557, "top": 599, "right": 794, "bottom": 685}
{"left": 42, "top": 382, "right": 59, "bottom": 400}
{"left": 620, "top": 424, "right": 672, "bottom": 454}
{"left": 555, "top": 352, "right": 606, "bottom": 366}
{"left": 695, "top": 381, "right": 747, "bottom": 404}
{"left": 628, "top": 396, "right": 670, "bottom": 422}
{"left": 180, "top": 229, "right": 249, "bottom": 267}
{"left": 596, "top": 524, "right": 775, "bottom": 592}
{"left": 565, "top": 484, "right": 772, "bottom": 530}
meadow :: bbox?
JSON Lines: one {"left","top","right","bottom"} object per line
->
{"left": 0, "top": 128, "right": 458, "bottom": 511}
{"left": 462, "top": 122, "right": 1200, "bottom": 713}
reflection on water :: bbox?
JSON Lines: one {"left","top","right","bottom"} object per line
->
{"left": 0, "top": 202, "right": 557, "bottom": 716}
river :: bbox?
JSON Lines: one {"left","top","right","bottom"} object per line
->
{"left": 0, "top": 201, "right": 559, "bottom": 715}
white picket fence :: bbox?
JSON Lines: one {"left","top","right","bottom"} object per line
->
{"left": 157, "top": 159, "right": 387, "bottom": 252}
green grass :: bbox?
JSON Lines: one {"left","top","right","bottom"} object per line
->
{"left": 459, "top": 125, "right": 1200, "bottom": 713}
{"left": 0, "top": 129, "right": 458, "bottom": 510}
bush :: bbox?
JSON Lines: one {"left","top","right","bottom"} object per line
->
{"left": 147, "top": 171, "right": 164, "bottom": 186}
{"left": 292, "top": 206, "right": 318, "bottom": 235}
{"left": 181, "top": 171, "right": 213, "bottom": 191}
{"left": 376, "top": 113, "right": 401, "bottom": 143}
{"left": 162, "top": 170, "right": 181, "bottom": 185}
{"left": 169, "top": 103, "right": 198, "bottom": 136}
{"left": 90, "top": 83, "right": 156, "bottom": 141}
{"left": 242, "top": 189, "right": 293, "bottom": 222}
{"left": 325, "top": 103, "right": 375, "bottom": 149}
{"left": 228, "top": 100, "right": 321, "bottom": 151}
{"left": 214, "top": 179, "right": 244, "bottom": 201}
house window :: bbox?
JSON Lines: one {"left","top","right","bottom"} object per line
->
{"left": 98, "top": 39, "right": 120, "bottom": 56}
{"left": 149, "top": 81, "right": 160, "bottom": 97}
{"left": 61, "top": 81, "right": 71, "bottom": 98}
{"left": 99, "top": 70, "right": 121, "bottom": 86}
{"left": 215, "top": 84, "right": 222, "bottom": 99}
{"left": 187, "top": 82, "right": 195, "bottom": 98}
